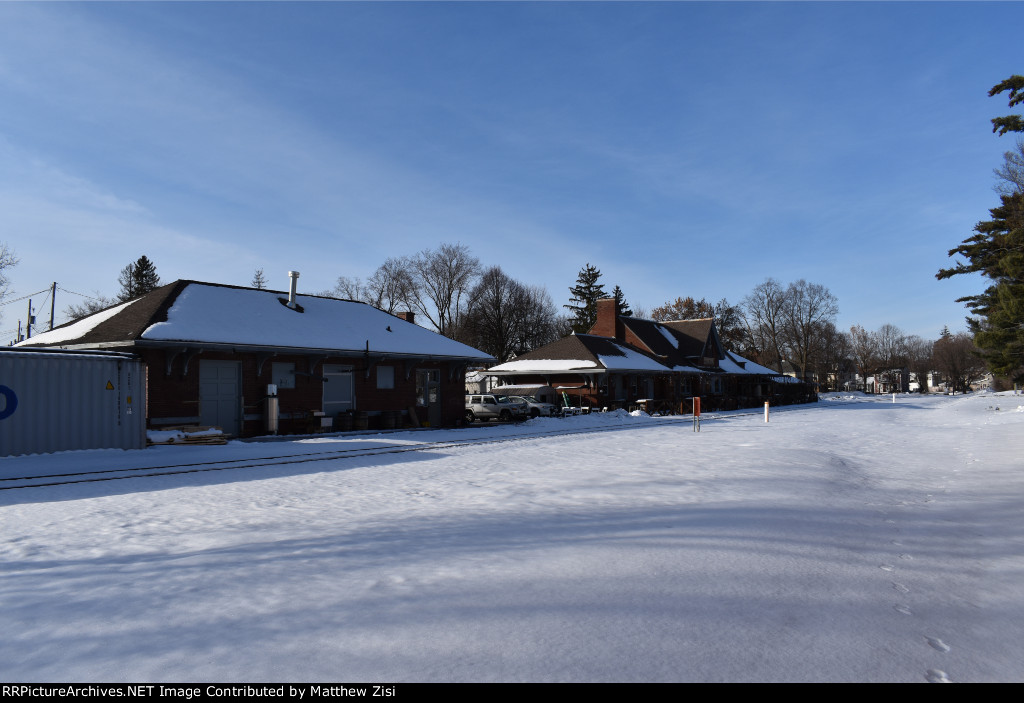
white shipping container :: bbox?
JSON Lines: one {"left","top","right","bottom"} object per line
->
{"left": 0, "top": 349, "right": 146, "bottom": 456}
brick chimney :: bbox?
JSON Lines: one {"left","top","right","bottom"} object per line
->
{"left": 591, "top": 298, "right": 624, "bottom": 341}
{"left": 396, "top": 311, "right": 416, "bottom": 324}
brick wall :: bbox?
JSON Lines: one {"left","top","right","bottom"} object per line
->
{"left": 141, "top": 348, "right": 466, "bottom": 435}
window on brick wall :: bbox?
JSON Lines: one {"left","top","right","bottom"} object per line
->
{"left": 272, "top": 362, "right": 296, "bottom": 389}
{"left": 377, "top": 365, "right": 395, "bottom": 390}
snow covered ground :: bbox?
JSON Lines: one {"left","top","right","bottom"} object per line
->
{"left": 2, "top": 392, "right": 1022, "bottom": 682}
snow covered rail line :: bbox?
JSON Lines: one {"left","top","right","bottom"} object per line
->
{"left": 0, "top": 419, "right": 685, "bottom": 490}
{"left": 0, "top": 401, "right": 837, "bottom": 491}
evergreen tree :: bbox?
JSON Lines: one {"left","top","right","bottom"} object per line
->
{"left": 612, "top": 285, "right": 632, "bottom": 317}
{"left": 251, "top": 268, "right": 268, "bottom": 289}
{"left": 989, "top": 75, "right": 1024, "bottom": 136}
{"left": 564, "top": 263, "right": 606, "bottom": 333}
{"left": 117, "top": 255, "right": 161, "bottom": 302}
{"left": 939, "top": 76, "right": 1024, "bottom": 382}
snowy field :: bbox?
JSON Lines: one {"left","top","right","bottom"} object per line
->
{"left": 2, "top": 392, "right": 1023, "bottom": 682}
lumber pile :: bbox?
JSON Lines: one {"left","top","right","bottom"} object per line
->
{"left": 147, "top": 426, "right": 229, "bottom": 446}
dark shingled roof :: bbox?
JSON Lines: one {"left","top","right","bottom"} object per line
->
{"left": 510, "top": 334, "right": 626, "bottom": 365}
{"left": 23, "top": 280, "right": 189, "bottom": 347}
{"left": 621, "top": 317, "right": 722, "bottom": 367}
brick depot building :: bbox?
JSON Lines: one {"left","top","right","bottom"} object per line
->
{"left": 20, "top": 279, "right": 493, "bottom": 435}
{"left": 486, "top": 298, "right": 812, "bottom": 412}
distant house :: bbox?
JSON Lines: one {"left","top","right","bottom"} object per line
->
{"left": 486, "top": 298, "right": 812, "bottom": 412}
{"left": 19, "top": 279, "right": 493, "bottom": 435}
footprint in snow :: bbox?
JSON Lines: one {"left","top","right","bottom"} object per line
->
{"left": 892, "top": 582, "right": 910, "bottom": 594}
{"left": 893, "top": 605, "right": 913, "bottom": 616}
{"left": 926, "top": 669, "right": 952, "bottom": 683}
{"left": 899, "top": 553, "right": 914, "bottom": 560}
{"left": 926, "top": 637, "right": 951, "bottom": 653}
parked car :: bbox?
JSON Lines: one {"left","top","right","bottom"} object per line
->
{"left": 506, "top": 395, "right": 559, "bottom": 418}
{"left": 465, "top": 394, "right": 528, "bottom": 423}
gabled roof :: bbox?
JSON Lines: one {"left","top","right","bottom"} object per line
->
{"left": 720, "top": 350, "right": 786, "bottom": 377}
{"left": 611, "top": 316, "right": 724, "bottom": 370}
{"left": 489, "top": 334, "right": 688, "bottom": 374}
{"left": 19, "top": 280, "right": 493, "bottom": 361}
{"left": 655, "top": 318, "right": 723, "bottom": 360}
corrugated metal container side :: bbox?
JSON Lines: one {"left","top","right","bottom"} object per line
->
{"left": 0, "top": 350, "right": 146, "bottom": 456}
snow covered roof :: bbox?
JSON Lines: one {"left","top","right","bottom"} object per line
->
{"left": 489, "top": 334, "right": 677, "bottom": 375}
{"left": 19, "top": 280, "right": 493, "bottom": 361}
{"left": 720, "top": 351, "right": 782, "bottom": 376}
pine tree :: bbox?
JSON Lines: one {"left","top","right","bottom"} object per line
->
{"left": 612, "top": 285, "right": 632, "bottom": 317}
{"left": 251, "top": 268, "right": 268, "bottom": 289}
{"left": 564, "top": 263, "right": 606, "bottom": 333}
{"left": 939, "top": 76, "right": 1024, "bottom": 382}
{"left": 989, "top": 75, "right": 1024, "bottom": 136}
{"left": 117, "top": 255, "right": 161, "bottom": 302}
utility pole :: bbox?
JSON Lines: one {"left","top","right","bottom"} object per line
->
{"left": 25, "top": 298, "right": 32, "bottom": 339}
{"left": 49, "top": 282, "right": 57, "bottom": 330}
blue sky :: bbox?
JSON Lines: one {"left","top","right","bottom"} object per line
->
{"left": 1, "top": 1, "right": 1021, "bottom": 342}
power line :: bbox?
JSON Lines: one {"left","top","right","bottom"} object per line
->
{"left": 0, "top": 287, "right": 51, "bottom": 307}
{"left": 57, "top": 286, "right": 109, "bottom": 301}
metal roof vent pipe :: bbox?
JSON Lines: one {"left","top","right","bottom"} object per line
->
{"left": 287, "top": 271, "right": 300, "bottom": 309}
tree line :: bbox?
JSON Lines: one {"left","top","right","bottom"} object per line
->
{"left": 15, "top": 231, "right": 994, "bottom": 395}
{"left": 323, "top": 243, "right": 567, "bottom": 363}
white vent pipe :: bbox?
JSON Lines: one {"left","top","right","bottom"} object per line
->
{"left": 287, "top": 271, "right": 300, "bottom": 308}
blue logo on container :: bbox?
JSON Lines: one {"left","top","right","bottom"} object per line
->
{"left": 0, "top": 385, "right": 17, "bottom": 420}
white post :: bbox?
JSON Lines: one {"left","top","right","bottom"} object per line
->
{"left": 764, "top": 401, "right": 770, "bottom": 423}
{"left": 892, "top": 393, "right": 896, "bottom": 403}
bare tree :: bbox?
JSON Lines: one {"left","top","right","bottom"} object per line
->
{"left": 994, "top": 137, "right": 1024, "bottom": 196}
{"left": 0, "top": 242, "right": 16, "bottom": 323}
{"left": 251, "top": 268, "right": 268, "bottom": 289}
{"left": 461, "top": 267, "right": 560, "bottom": 362}
{"left": 904, "top": 335, "right": 935, "bottom": 393}
{"left": 741, "top": 278, "right": 789, "bottom": 372}
{"left": 712, "top": 298, "right": 748, "bottom": 353}
{"left": 324, "top": 258, "right": 416, "bottom": 315}
{"left": 63, "top": 292, "right": 117, "bottom": 323}
{"left": 780, "top": 280, "right": 839, "bottom": 381}
{"left": 409, "top": 243, "right": 480, "bottom": 337}
{"left": 848, "top": 325, "right": 880, "bottom": 393}
{"left": 933, "top": 329, "right": 988, "bottom": 393}
{"left": 810, "top": 321, "right": 851, "bottom": 391}
{"left": 516, "top": 284, "right": 562, "bottom": 354}
{"left": 364, "top": 257, "right": 417, "bottom": 314}
{"left": 461, "top": 267, "right": 520, "bottom": 362}
{"left": 874, "top": 323, "right": 908, "bottom": 391}
{"left": 324, "top": 275, "right": 366, "bottom": 301}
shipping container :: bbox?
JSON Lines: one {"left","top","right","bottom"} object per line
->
{"left": 0, "top": 349, "right": 146, "bottom": 456}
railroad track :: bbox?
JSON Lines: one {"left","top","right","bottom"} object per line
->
{"left": 0, "top": 400, "right": 851, "bottom": 491}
